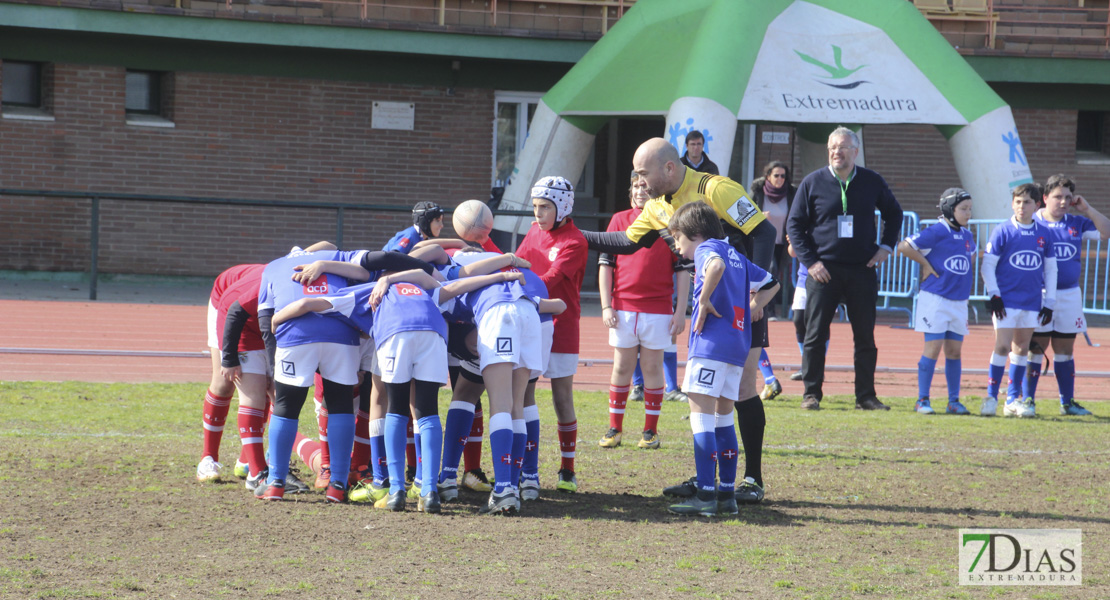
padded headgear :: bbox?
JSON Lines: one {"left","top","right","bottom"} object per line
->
{"left": 938, "top": 187, "right": 971, "bottom": 227}
{"left": 412, "top": 201, "right": 444, "bottom": 238}
{"left": 531, "top": 176, "right": 575, "bottom": 222}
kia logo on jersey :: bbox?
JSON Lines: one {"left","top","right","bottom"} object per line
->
{"left": 1009, "top": 250, "right": 1042, "bottom": 271}
{"left": 944, "top": 255, "right": 971, "bottom": 275}
{"left": 1054, "top": 243, "right": 1078, "bottom": 261}
{"left": 396, "top": 283, "right": 424, "bottom": 296}
{"left": 303, "top": 275, "right": 329, "bottom": 295}
{"left": 733, "top": 305, "right": 746, "bottom": 331}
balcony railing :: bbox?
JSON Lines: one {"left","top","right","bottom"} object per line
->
{"left": 914, "top": 0, "right": 1110, "bottom": 56}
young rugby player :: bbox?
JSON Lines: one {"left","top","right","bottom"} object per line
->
{"left": 598, "top": 175, "right": 688, "bottom": 450}
{"left": 980, "top": 184, "right": 1057, "bottom": 418}
{"left": 514, "top": 176, "right": 588, "bottom": 493}
{"left": 1023, "top": 175, "right": 1110, "bottom": 415}
{"left": 383, "top": 201, "right": 444, "bottom": 253}
{"left": 897, "top": 188, "right": 976, "bottom": 415}
{"left": 665, "top": 202, "right": 778, "bottom": 517}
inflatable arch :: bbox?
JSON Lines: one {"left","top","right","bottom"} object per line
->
{"left": 494, "top": 0, "right": 1032, "bottom": 237}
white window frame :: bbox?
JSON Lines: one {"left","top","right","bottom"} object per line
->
{"left": 492, "top": 91, "right": 543, "bottom": 186}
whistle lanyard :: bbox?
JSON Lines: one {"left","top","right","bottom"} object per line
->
{"left": 836, "top": 171, "right": 853, "bottom": 215}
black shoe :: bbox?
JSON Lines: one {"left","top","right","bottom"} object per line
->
{"left": 856, "top": 397, "right": 890, "bottom": 411}
{"left": 418, "top": 490, "right": 441, "bottom": 514}
{"left": 735, "top": 477, "right": 765, "bottom": 504}
{"left": 385, "top": 490, "right": 406, "bottom": 511}
{"left": 801, "top": 395, "right": 821, "bottom": 410}
{"left": 717, "top": 489, "right": 739, "bottom": 515}
{"left": 662, "top": 475, "right": 699, "bottom": 498}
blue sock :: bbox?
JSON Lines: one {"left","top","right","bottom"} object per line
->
{"left": 522, "top": 405, "right": 541, "bottom": 480}
{"left": 417, "top": 415, "right": 442, "bottom": 496}
{"left": 1055, "top": 357, "right": 1076, "bottom": 404}
{"left": 439, "top": 401, "right": 474, "bottom": 483}
{"left": 369, "top": 419, "right": 387, "bottom": 486}
{"left": 945, "top": 358, "right": 962, "bottom": 403}
{"left": 413, "top": 430, "right": 422, "bottom": 488}
{"left": 690, "top": 412, "right": 717, "bottom": 492}
{"left": 1006, "top": 353, "right": 1027, "bottom": 402}
{"left": 384, "top": 413, "right": 409, "bottom": 494}
{"left": 917, "top": 356, "right": 937, "bottom": 401}
{"left": 326, "top": 412, "right": 355, "bottom": 487}
{"left": 715, "top": 414, "right": 739, "bottom": 492}
{"left": 511, "top": 419, "right": 526, "bottom": 491}
{"left": 758, "top": 349, "right": 777, "bottom": 384}
{"left": 797, "top": 341, "right": 804, "bottom": 356}
{"left": 488, "top": 412, "right": 514, "bottom": 494}
{"left": 632, "top": 358, "right": 644, "bottom": 388}
{"left": 267, "top": 415, "right": 299, "bottom": 485}
{"left": 987, "top": 353, "right": 1006, "bottom": 399}
{"left": 1023, "top": 356, "right": 1043, "bottom": 401}
{"left": 663, "top": 351, "right": 679, "bottom": 392}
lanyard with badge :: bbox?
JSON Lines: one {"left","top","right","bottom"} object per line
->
{"left": 837, "top": 172, "right": 854, "bottom": 239}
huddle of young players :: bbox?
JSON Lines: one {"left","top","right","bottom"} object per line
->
{"left": 899, "top": 176, "right": 1109, "bottom": 418}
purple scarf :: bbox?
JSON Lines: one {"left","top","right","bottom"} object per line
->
{"left": 763, "top": 179, "right": 787, "bottom": 204}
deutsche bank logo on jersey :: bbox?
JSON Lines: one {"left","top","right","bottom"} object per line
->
{"left": 1054, "top": 243, "right": 1078, "bottom": 261}
{"left": 944, "top": 255, "right": 971, "bottom": 275}
{"left": 1009, "top": 250, "right": 1042, "bottom": 271}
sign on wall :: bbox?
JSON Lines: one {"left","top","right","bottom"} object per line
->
{"left": 372, "top": 101, "right": 415, "bottom": 131}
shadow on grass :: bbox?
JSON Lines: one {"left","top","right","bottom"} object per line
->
{"left": 771, "top": 499, "right": 1110, "bottom": 529}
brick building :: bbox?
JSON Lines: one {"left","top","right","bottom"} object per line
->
{"left": 1, "top": 0, "right": 1108, "bottom": 276}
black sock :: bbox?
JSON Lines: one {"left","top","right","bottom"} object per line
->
{"left": 734, "top": 396, "right": 765, "bottom": 488}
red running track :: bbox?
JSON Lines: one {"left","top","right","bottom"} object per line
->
{"left": 1, "top": 299, "right": 1107, "bottom": 404}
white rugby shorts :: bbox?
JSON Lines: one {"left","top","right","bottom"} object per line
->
{"left": 682, "top": 356, "right": 742, "bottom": 401}
{"left": 914, "top": 291, "right": 969, "bottom": 336}
{"left": 993, "top": 308, "right": 1039, "bottom": 330}
{"left": 1035, "top": 287, "right": 1086, "bottom": 334}
{"left": 544, "top": 352, "right": 578, "bottom": 379}
{"left": 274, "top": 341, "right": 360, "bottom": 387}
{"left": 791, "top": 284, "right": 807, "bottom": 312}
{"left": 237, "top": 349, "right": 273, "bottom": 377}
{"left": 531, "top": 319, "right": 555, "bottom": 380}
{"left": 207, "top": 300, "right": 219, "bottom": 349}
{"left": 477, "top": 298, "right": 542, "bottom": 373}
{"left": 358, "top": 336, "right": 379, "bottom": 375}
{"left": 608, "top": 310, "right": 671, "bottom": 350}
{"left": 376, "top": 330, "right": 448, "bottom": 385}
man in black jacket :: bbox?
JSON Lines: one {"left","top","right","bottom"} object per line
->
{"left": 786, "top": 127, "right": 903, "bottom": 411}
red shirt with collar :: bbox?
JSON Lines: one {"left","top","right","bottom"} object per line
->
{"left": 515, "top": 218, "right": 587, "bottom": 354}
{"left": 606, "top": 208, "right": 677, "bottom": 314}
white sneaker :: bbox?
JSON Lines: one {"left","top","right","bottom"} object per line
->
{"left": 1003, "top": 399, "right": 1020, "bottom": 418}
{"left": 520, "top": 477, "right": 540, "bottom": 502}
{"left": 196, "top": 456, "right": 222, "bottom": 482}
{"left": 980, "top": 397, "right": 998, "bottom": 417}
{"left": 1017, "top": 398, "right": 1036, "bottom": 418}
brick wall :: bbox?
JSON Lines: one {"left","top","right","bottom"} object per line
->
{"left": 0, "top": 62, "right": 494, "bottom": 275}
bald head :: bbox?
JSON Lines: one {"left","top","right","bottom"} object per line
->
{"left": 632, "top": 137, "right": 684, "bottom": 198}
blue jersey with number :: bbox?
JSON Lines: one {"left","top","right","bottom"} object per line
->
{"left": 382, "top": 225, "right": 423, "bottom": 254}
{"left": 258, "top": 249, "right": 367, "bottom": 347}
{"left": 984, "top": 218, "right": 1054, "bottom": 311}
{"left": 688, "top": 238, "right": 771, "bottom": 367}
{"left": 1034, "top": 212, "right": 1097, "bottom": 290}
{"left": 906, "top": 220, "right": 975, "bottom": 301}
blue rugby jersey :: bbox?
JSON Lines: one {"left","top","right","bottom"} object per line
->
{"left": 984, "top": 218, "right": 1054, "bottom": 311}
{"left": 906, "top": 219, "right": 975, "bottom": 301}
{"left": 688, "top": 238, "right": 771, "bottom": 367}
{"left": 257, "top": 249, "right": 367, "bottom": 347}
{"left": 382, "top": 225, "right": 423, "bottom": 254}
{"left": 1034, "top": 211, "right": 1097, "bottom": 290}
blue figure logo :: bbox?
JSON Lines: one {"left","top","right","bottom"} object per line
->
{"left": 1002, "top": 130, "right": 1027, "bottom": 167}
{"left": 667, "top": 117, "right": 713, "bottom": 156}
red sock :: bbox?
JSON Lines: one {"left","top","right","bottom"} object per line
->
{"left": 643, "top": 386, "right": 664, "bottom": 432}
{"left": 406, "top": 419, "right": 417, "bottom": 470}
{"left": 237, "top": 405, "right": 267, "bottom": 477}
{"left": 463, "top": 406, "right": 484, "bottom": 473}
{"left": 608, "top": 384, "right": 629, "bottom": 431}
{"left": 558, "top": 420, "right": 577, "bottom": 472}
{"left": 202, "top": 388, "right": 233, "bottom": 461}
{"left": 314, "top": 374, "right": 330, "bottom": 469}
{"left": 351, "top": 407, "right": 372, "bottom": 474}
{"left": 295, "top": 432, "right": 322, "bottom": 473}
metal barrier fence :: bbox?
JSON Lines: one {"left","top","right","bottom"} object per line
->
{"left": 875, "top": 210, "right": 920, "bottom": 325}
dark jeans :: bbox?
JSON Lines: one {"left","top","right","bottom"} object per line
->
{"left": 802, "top": 262, "right": 878, "bottom": 401}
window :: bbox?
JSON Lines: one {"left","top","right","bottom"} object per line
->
{"left": 125, "top": 70, "right": 174, "bottom": 127}
{"left": 1076, "top": 111, "right": 1103, "bottom": 153}
{"left": 126, "top": 70, "right": 161, "bottom": 114}
{"left": 2, "top": 61, "right": 41, "bottom": 107}
{"left": 493, "top": 92, "right": 542, "bottom": 186}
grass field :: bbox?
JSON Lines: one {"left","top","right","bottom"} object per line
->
{"left": 1, "top": 381, "right": 1106, "bottom": 599}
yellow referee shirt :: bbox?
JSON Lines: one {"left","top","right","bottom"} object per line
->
{"left": 625, "top": 167, "right": 765, "bottom": 244}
